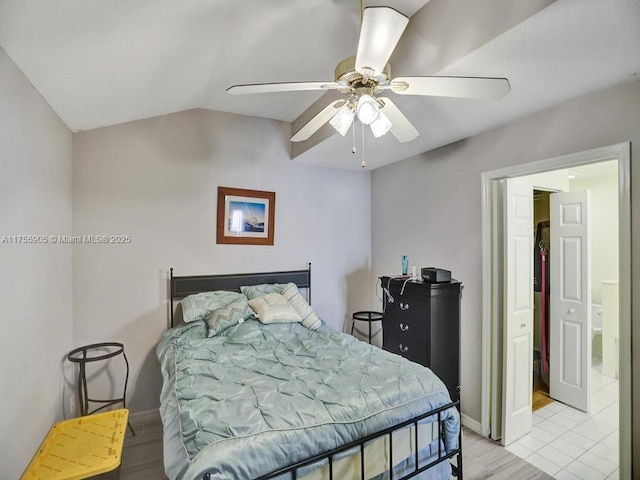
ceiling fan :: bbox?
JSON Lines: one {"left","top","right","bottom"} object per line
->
{"left": 227, "top": 5, "right": 510, "bottom": 144}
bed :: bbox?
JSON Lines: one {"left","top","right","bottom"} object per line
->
{"left": 158, "top": 265, "right": 462, "bottom": 480}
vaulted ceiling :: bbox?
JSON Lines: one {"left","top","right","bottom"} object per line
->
{"left": 1, "top": 0, "right": 639, "bottom": 170}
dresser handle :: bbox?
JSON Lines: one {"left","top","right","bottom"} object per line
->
{"left": 400, "top": 302, "right": 410, "bottom": 311}
{"left": 399, "top": 323, "right": 409, "bottom": 332}
{"left": 399, "top": 344, "right": 409, "bottom": 353}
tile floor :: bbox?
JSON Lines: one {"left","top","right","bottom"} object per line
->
{"left": 506, "top": 359, "right": 619, "bottom": 480}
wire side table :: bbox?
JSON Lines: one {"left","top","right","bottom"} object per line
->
{"left": 351, "top": 311, "right": 384, "bottom": 345}
{"left": 67, "top": 342, "right": 135, "bottom": 435}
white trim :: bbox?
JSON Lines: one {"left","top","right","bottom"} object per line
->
{"left": 616, "top": 145, "right": 632, "bottom": 480}
{"left": 480, "top": 171, "right": 493, "bottom": 438}
{"left": 461, "top": 413, "right": 483, "bottom": 435}
{"left": 479, "top": 143, "right": 626, "bottom": 181}
{"left": 480, "top": 142, "right": 631, "bottom": 477}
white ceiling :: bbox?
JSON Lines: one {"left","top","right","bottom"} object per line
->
{"left": 1, "top": 0, "right": 639, "bottom": 170}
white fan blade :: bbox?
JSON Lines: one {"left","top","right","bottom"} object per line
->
{"left": 290, "top": 100, "right": 346, "bottom": 142}
{"left": 378, "top": 97, "right": 419, "bottom": 143}
{"left": 390, "top": 76, "right": 511, "bottom": 99}
{"left": 355, "top": 7, "right": 408, "bottom": 77}
{"left": 227, "top": 81, "right": 339, "bottom": 95}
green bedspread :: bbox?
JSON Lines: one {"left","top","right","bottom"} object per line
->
{"left": 157, "top": 318, "right": 459, "bottom": 480}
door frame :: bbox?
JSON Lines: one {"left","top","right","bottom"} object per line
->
{"left": 480, "top": 142, "right": 631, "bottom": 477}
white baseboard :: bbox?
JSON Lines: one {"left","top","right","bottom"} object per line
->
{"left": 461, "top": 413, "right": 483, "bottom": 435}
{"left": 129, "top": 408, "right": 161, "bottom": 427}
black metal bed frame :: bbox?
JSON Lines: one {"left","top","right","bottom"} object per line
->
{"left": 168, "top": 264, "right": 462, "bottom": 480}
{"left": 253, "top": 393, "right": 463, "bottom": 480}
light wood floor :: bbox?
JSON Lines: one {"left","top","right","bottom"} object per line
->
{"left": 120, "top": 413, "right": 553, "bottom": 480}
{"left": 532, "top": 371, "right": 554, "bottom": 412}
{"left": 532, "top": 390, "right": 554, "bottom": 412}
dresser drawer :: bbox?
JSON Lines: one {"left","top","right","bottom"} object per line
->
{"left": 383, "top": 297, "right": 429, "bottom": 339}
{"left": 383, "top": 337, "right": 428, "bottom": 366}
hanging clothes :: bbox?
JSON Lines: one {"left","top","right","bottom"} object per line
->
{"left": 540, "top": 246, "right": 549, "bottom": 374}
{"left": 534, "top": 221, "right": 550, "bottom": 374}
{"left": 534, "top": 221, "right": 550, "bottom": 291}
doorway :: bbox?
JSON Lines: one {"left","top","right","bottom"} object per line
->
{"left": 532, "top": 188, "right": 552, "bottom": 412}
{"left": 479, "top": 143, "right": 631, "bottom": 478}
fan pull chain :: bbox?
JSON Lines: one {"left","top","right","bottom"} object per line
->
{"left": 361, "top": 122, "right": 366, "bottom": 168}
{"left": 352, "top": 119, "right": 357, "bottom": 154}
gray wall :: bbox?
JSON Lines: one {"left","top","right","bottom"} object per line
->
{"left": 72, "top": 108, "right": 373, "bottom": 411}
{"left": 0, "top": 49, "right": 73, "bottom": 477}
{"left": 371, "top": 79, "right": 639, "bottom": 457}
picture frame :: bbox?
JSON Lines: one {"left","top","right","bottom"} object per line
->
{"left": 216, "top": 187, "right": 275, "bottom": 245}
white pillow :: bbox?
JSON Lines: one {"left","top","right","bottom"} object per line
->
{"left": 248, "top": 293, "right": 302, "bottom": 324}
{"left": 281, "top": 283, "right": 322, "bottom": 330}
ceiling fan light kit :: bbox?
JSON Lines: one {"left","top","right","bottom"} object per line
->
{"left": 370, "top": 110, "right": 392, "bottom": 138}
{"left": 356, "top": 94, "right": 380, "bottom": 125}
{"left": 329, "top": 105, "right": 355, "bottom": 136}
{"left": 226, "top": 4, "right": 511, "bottom": 164}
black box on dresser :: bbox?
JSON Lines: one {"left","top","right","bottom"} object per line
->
{"left": 421, "top": 267, "right": 451, "bottom": 283}
{"left": 380, "top": 276, "right": 461, "bottom": 399}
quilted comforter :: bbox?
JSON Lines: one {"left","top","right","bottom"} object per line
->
{"left": 157, "top": 318, "right": 459, "bottom": 480}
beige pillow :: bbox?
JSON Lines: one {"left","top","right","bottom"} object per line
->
{"left": 281, "top": 283, "right": 322, "bottom": 330}
{"left": 248, "top": 293, "right": 302, "bottom": 324}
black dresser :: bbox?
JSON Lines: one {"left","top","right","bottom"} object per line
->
{"left": 380, "top": 276, "right": 461, "bottom": 398}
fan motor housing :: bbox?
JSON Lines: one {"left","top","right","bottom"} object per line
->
{"left": 334, "top": 56, "right": 391, "bottom": 89}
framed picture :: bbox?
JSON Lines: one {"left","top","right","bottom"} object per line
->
{"left": 216, "top": 187, "right": 275, "bottom": 245}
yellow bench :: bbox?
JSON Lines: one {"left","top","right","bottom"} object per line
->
{"left": 21, "top": 409, "right": 128, "bottom": 480}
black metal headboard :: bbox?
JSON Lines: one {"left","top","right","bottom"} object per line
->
{"left": 169, "top": 263, "right": 311, "bottom": 328}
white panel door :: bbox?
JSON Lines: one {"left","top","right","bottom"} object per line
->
{"left": 501, "top": 178, "right": 534, "bottom": 445}
{"left": 550, "top": 190, "right": 591, "bottom": 412}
